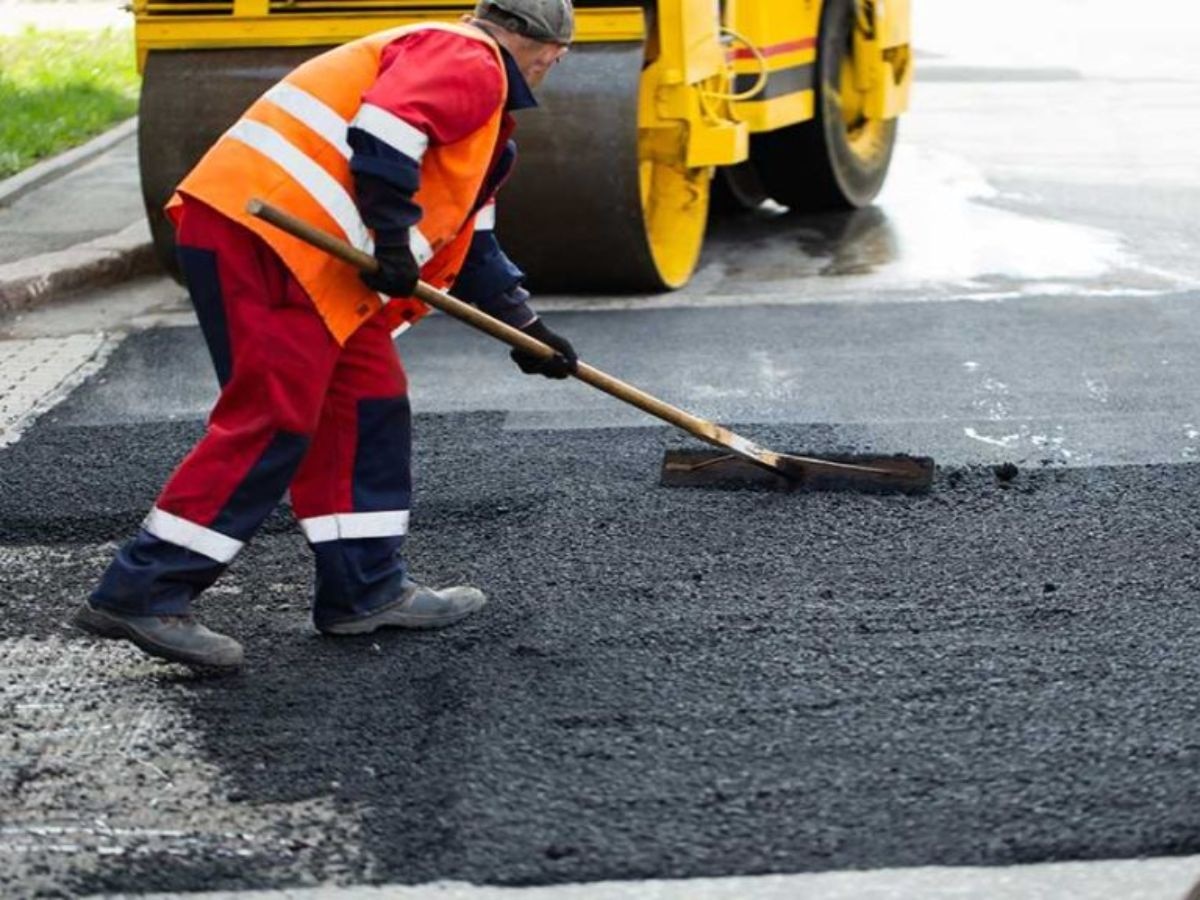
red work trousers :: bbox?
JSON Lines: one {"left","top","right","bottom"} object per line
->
{"left": 91, "top": 198, "right": 413, "bottom": 628}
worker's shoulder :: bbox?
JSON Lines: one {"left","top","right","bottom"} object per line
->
{"left": 382, "top": 27, "right": 503, "bottom": 76}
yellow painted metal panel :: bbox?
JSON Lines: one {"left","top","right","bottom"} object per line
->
{"left": 859, "top": 0, "right": 913, "bottom": 119}
{"left": 680, "top": 0, "right": 724, "bottom": 84}
{"left": 233, "top": 0, "right": 268, "bottom": 16}
{"left": 135, "top": 7, "right": 644, "bottom": 55}
{"left": 685, "top": 119, "right": 747, "bottom": 168}
{"left": 882, "top": 0, "right": 911, "bottom": 47}
{"left": 651, "top": 0, "right": 724, "bottom": 86}
{"left": 719, "top": 0, "right": 818, "bottom": 133}
{"left": 732, "top": 90, "right": 812, "bottom": 132}
{"left": 725, "top": 0, "right": 818, "bottom": 54}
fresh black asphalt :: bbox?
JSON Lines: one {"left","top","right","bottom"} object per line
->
{"left": 4, "top": 327, "right": 1200, "bottom": 893}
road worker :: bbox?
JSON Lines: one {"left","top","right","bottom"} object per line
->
{"left": 72, "top": 0, "right": 578, "bottom": 670}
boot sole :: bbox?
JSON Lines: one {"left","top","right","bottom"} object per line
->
{"left": 73, "top": 605, "right": 243, "bottom": 671}
{"left": 319, "top": 596, "right": 486, "bottom": 635}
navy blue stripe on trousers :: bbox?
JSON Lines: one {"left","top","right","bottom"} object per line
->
{"left": 177, "top": 245, "right": 233, "bottom": 387}
{"left": 352, "top": 396, "right": 412, "bottom": 512}
{"left": 309, "top": 396, "right": 413, "bottom": 629}
{"left": 212, "top": 430, "right": 310, "bottom": 542}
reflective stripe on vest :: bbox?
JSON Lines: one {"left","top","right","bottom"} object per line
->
{"left": 475, "top": 201, "right": 496, "bottom": 232}
{"left": 226, "top": 118, "right": 376, "bottom": 256}
{"left": 243, "top": 86, "right": 436, "bottom": 264}
{"left": 263, "top": 82, "right": 353, "bottom": 158}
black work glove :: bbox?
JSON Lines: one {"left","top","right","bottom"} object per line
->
{"left": 360, "top": 238, "right": 419, "bottom": 298}
{"left": 511, "top": 317, "right": 578, "bottom": 380}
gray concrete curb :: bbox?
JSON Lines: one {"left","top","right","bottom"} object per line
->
{"left": 0, "top": 220, "right": 158, "bottom": 316}
{"left": 0, "top": 117, "right": 139, "bottom": 208}
{"left": 0, "top": 117, "right": 160, "bottom": 316}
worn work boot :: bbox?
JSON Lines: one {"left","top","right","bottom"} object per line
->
{"left": 319, "top": 581, "right": 487, "bottom": 635}
{"left": 72, "top": 602, "right": 244, "bottom": 670}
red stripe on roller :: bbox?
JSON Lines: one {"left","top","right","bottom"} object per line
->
{"left": 728, "top": 38, "right": 817, "bottom": 61}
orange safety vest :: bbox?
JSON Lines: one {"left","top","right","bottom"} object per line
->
{"left": 168, "top": 22, "right": 507, "bottom": 344}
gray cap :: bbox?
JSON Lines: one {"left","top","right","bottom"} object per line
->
{"left": 475, "top": 0, "right": 574, "bottom": 44}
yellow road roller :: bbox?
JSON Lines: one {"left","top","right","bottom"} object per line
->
{"left": 133, "top": 0, "right": 912, "bottom": 291}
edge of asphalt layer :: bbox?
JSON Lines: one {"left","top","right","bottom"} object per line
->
{"left": 0, "top": 117, "right": 157, "bottom": 316}
{"left": 0, "top": 220, "right": 158, "bottom": 315}
{"left": 106, "top": 854, "right": 1200, "bottom": 900}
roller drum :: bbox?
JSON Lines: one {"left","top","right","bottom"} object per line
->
{"left": 139, "top": 48, "right": 325, "bottom": 276}
{"left": 496, "top": 41, "right": 666, "bottom": 292}
{"left": 140, "top": 42, "right": 664, "bottom": 292}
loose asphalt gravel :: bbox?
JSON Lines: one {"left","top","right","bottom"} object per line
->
{"left": 4, "top": 329, "right": 1200, "bottom": 895}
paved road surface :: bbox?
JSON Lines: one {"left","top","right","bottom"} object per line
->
{"left": 4, "top": 1, "right": 1200, "bottom": 897}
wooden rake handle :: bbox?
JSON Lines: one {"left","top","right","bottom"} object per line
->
{"left": 246, "top": 199, "right": 740, "bottom": 450}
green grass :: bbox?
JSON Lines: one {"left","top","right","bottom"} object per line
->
{"left": 0, "top": 27, "right": 139, "bottom": 179}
